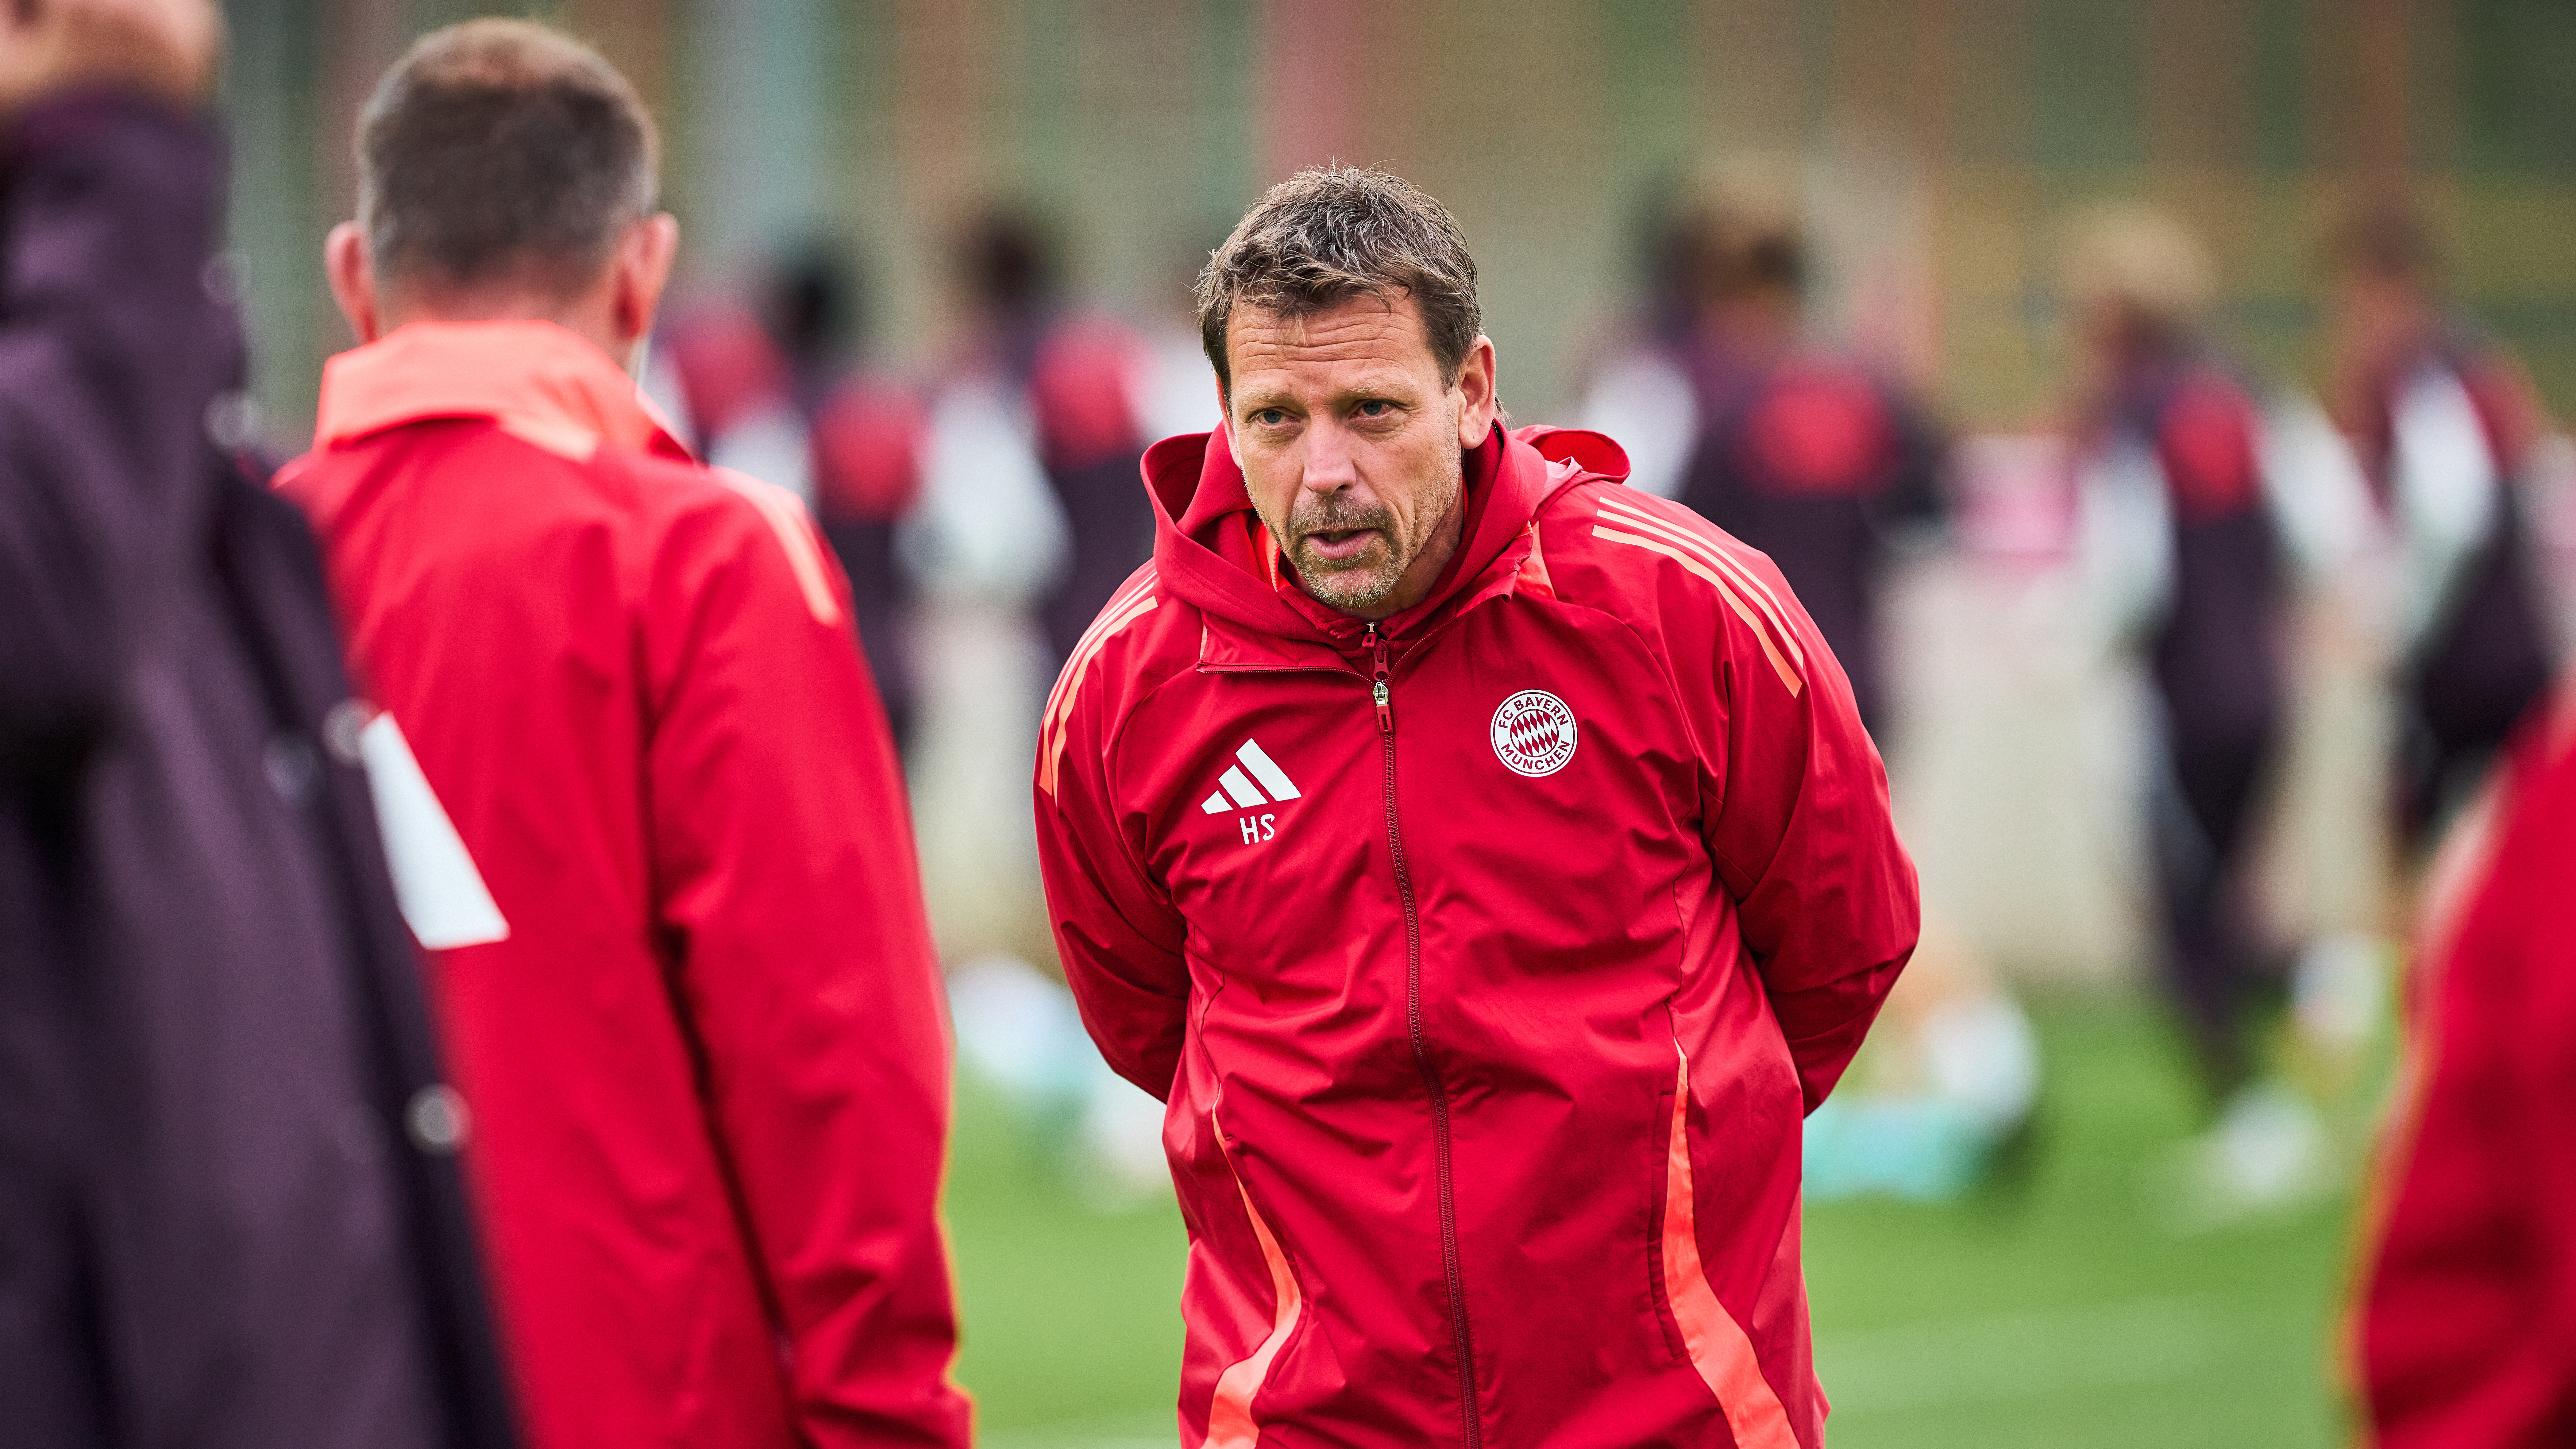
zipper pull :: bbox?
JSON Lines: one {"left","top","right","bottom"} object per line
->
{"left": 1369, "top": 623, "right": 1394, "bottom": 734}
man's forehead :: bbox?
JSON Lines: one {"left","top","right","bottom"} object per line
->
{"left": 1227, "top": 295, "right": 1436, "bottom": 382}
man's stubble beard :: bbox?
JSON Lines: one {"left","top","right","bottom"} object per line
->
{"left": 1287, "top": 494, "right": 1402, "bottom": 611}
{"left": 1277, "top": 460, "right": 1463, "bottom": 613}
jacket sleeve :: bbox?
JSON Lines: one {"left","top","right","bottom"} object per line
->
{"left": 2361, "top": 725, "right": 2576, "bottom": 1444}
{"left": 1033, "top": 630, "right": 1192, "bottom": 1100}
{"left": 0, "top": 95, "right": 234, "bottom": 773}
{"left": 1676, "top": 521, "right": 1919, "bottom": 1109}
{"left": 639, "top": 490, "right": 967, "bottom": 1449}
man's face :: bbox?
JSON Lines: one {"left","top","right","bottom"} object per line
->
{"left": 1222, "top": 293, "right": 1495, "bottom": 619}
{"left": 2331, "top": 266, "right": 2430, "bottom": 381}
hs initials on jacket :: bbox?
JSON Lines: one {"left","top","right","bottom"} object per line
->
{"left": 1199, "top": 738, "right": 1298, "bottom": 845}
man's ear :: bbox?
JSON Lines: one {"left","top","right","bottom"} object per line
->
{"left": 609, "top": 213, "right": 681, "bottom": 363}
{"left": 324, "top": 222, "right": 382, "bottom": 345}
{"left": 1453, "top": 334, "right": 1498, "bottom": 449}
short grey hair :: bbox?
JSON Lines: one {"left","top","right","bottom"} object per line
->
{"left": 1196, "top": 166, "right": 1482, "bottom": 393}
{"left": 357, "top": 19, "right": 659, "bottom": 294}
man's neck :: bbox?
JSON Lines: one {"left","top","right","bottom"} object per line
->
{"left": 383, "top": 285, "right": 632, "bottom": 373}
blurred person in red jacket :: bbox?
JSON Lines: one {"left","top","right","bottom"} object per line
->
{"left": 2324, "top": 199, "right": 2557, "bottom": 845}
{"left": 1035, "top": 166, "right": 1917, "bottom": 1448}
{"left": 2060, "top": 204, "right": 2289, "bottom": 1113}
{"left": 1602, "top": 164, "right": 2030, "bottom": 1204}
{"left": 1669, "top": 162, "right": 1946, "bottom": 738}
{"left": 952, "top": 207, "right": 1157, "bottom": 664}
{"left": 277, "top": 21, "right": 966, "bottom": 1449}
{"left": 2355, "top": 680, "right": 2576, "bottom": 1445}
{"left": 664, "top": 249, "right": 928, "bottom": 750}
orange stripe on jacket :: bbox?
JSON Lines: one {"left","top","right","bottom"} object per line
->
{"left": 1040, "top": 573, "right": 1159, "bottom": 736}
{"left": 711, "top": 468, "right": 843, "bottom": 626}
{"left": 1038, "top": 588, "right": 1160, "bottom": 796}
{"left": 1596, "top": 497, "right": 1806, "bottom": 670}
{"left": 1598, "top": 496, "right": 1803, "bottom": 639}
{"left": 1201, "top": 1115, "right": 1304, "bottom": 1449}
{"left": 1664, "top": 1052, "right": 1800, "bottom": 1449}
{"left": 1592, "top": 525, "right": 1803, "bottom": 696}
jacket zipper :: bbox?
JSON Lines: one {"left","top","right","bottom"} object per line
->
{"left": 1370, "top": 622, "right": 1482, "bottom": 1447}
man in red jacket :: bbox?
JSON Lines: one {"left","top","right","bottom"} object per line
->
{"left": 1035, "top": 166, "right": 1918, "bottom": 1448}
{"left": 278, "top": 21, "right": 966, "bottom": 1449}
{"left": 2356, "top": 681, "right": 2576, "bottom": 1445}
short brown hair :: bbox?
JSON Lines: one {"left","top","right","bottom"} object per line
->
{"left": 1660, "top": 154, "right": 1807, "bottom": 306}
{"left": 357, "top": 19, "right": 658, "bottom": 294}
{"left": 1196, "top": 167, "right": 1482, "bottom": 393}
{"left": 2059, "top": 200, "right": 2215, "bottom": 344}
{"left": 2326, "top": 196, "right": 2444, "bottom": 286}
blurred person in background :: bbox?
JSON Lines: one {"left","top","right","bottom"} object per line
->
{"left": 1668, "top": 159, "right": 1946, "bottom": 738}
{"left": 0, "top": 0, "right": 517, "bottom": 1444}
{"left": 938, "top": 224, "right": 1214, "bottom": 1211}
{"left": 900, "top": 206, "right": 1069, "bottom": 1119}
{"left": 1037, "top": 165, "right": 1917, "bottom": 1448}
{"left": 954, "top": 207, "right": 1157, "bottom": 665}
{"left": 1571, "top": 179, "right": 1714, "bottom": 502}
{"left": 2354, "top": 678, "right": 2576, "bottom": 1446}
{"left": 2059, "top": 204, "right": 2296, "bottom": 1137}
{"left": 280, "top": 20, "right": 966, "bottom": 1449}
{"left": 1132, "top": 230, "right": 1232, "bottom": 445}
{"left": 794, "top": 248, "right": 931, "bottom": 750}
{"left": 2323, "top": 199, "right": 2557, "bottom": 848}
{"left": 663, "top": 246, "right": 928, "bottom": 749}
{"left": 1621, "top": 161, "right": 2033, "bottom": 1204}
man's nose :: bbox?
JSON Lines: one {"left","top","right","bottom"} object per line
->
{"left": 1302, "top": 415, "right": 1359, "bottom": 494}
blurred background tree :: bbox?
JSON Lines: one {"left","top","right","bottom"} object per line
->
{"left": 224, "top": 0, "right": 2576, "bottom": 441}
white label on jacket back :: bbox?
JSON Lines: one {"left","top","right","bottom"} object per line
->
{"left": 357, "top": 712, "right": 510, "bottom": 950}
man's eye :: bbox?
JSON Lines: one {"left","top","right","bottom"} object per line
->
{"left": 1355, "top": 400, "right": 1393, "bottom": 418}
{"left": 1252, "top": 409, "right": 1289, "bottom": 426}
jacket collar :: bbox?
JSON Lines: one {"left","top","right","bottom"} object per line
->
{"left": 313, "top": 319, "right": 694, "bottom": 463}
{"left": 1149, "top": 421, "right": 1622, "bottom": 665}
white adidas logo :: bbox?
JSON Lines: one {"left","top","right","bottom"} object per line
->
{"left": 1199, "top": 739, "right": 1299, "bottom": 844}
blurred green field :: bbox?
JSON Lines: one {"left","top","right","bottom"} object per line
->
{"left": 944, "top": 993, "right": 2359, "bottom": 1447}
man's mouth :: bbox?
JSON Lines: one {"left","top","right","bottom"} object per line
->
{"left": 1300, "top": 527, "right": 1382, "bottom": 566}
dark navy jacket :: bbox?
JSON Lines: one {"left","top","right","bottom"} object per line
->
{"left": 0, "top": 94, "right": 515, "bottom": 1449}
{"left": 1676, "top": 347, "right": 1943, "bottom": 734}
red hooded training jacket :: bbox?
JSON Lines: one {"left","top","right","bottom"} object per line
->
{"left": 2358, "top": 685, "right": 2576, "bottom": 1447}
{"left": 279, "top": 321, "right": 968, "bottom": 1449}
{"left": 1034, "top": 422, "right": 1919, "bottom": 1448}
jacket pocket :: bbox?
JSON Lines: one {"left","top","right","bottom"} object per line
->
{"left": 1201, "top": 1110, "right": 1307, "bottom": 1449}
{"left": 1649, "top": 1043, "right": 1803, "bottom": 1448}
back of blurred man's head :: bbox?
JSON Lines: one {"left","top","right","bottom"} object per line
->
{"left": 2325, "top": 197, "right": 2443, "bottom": 292}
{"left": 2058, "top": 201, "right": 2215, "bottom": 362}
{"left": 1678, "top": 156, "right": 1805, "bottom": 308}
{"left": 357, "top": 19, "right": 657, "bottom": 300}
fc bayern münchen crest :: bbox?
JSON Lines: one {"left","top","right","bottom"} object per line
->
{"left": 1489, "top": 690, "right": 1578, "bottom": 778}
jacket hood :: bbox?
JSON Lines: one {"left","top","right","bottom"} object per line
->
{"left": 1145, "top": 422, "right": 1629, "bottom": 644}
